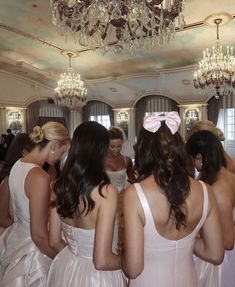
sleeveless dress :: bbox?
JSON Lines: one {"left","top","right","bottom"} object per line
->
{"left": 0, "top": 160, "right": 51, "bottom": 286}
{"left": 195, "top": 206, "right": 235, "bottom": 287}
{"left": 0, "top": 177, "right": 13, "bottom": 236}
{"left": 129, "top": 181, "right": 209, "bottom": 287}
{"left": 106, "top": 157, "right": 128, "bottom": 252}
{"left": 46, "top": 222, "right": 127, "bottom": 287}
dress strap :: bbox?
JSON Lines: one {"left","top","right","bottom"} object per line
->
{"left": 134, "top": 183, "right": 153, "bottom": 228}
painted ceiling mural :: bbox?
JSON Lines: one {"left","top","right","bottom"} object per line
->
{"left": 0, "top": 0, "right": 235, "bottom": 105}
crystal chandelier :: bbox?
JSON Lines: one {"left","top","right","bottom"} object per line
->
{"left": 54, "top": 51, "right": 87, "bottom": 110}
{"left": 193, "top": 17, "right": 235, "bottom": 99}
{"left": 50, "top": 0, "right": 185, "bottom": 53}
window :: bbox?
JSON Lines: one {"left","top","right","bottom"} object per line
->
{"left": 145, "top": 111, "right": 164, "bottom": 116}
{"left": 90, "top": 115, "right": 111, "bottom": 129}
{"left": 218, "top": 108, "right": 235, "bottom": 141}
{"left": 83, "top": 100, "right": 114, "bottom": 128}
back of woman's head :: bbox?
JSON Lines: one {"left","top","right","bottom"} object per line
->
{"left": 108, "top": 126, "right": 123, "bottom": 141}
{"left": 135, "top": 112, "right": 190, "bottom": 229}
{"left": 0, "top": 133, "right": 35, "bottom": 182}
{"left": 53, "top": 121, "right": 110, "bottom": 218}
{"left": 186, "top": 130, "right": 226, "bottom": 185}
{"left": 30, "top": 121, "right": 70, "bottom": 149}
{"left": 186, "top": 120, "right": 225, "bottom": 141}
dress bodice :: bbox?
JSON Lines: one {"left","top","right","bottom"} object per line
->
{"left": 62, "top": 223, "right": 95, "bottom": 258}
{"left": 129, "top": 181, "right": 209, "bottom": 287}
{"left": 9, "top": 159, "right": 38, "bottom": 227}
{"left": 106, "top": 168, "right": 127, "bottom": 192}
{"left": 0, "top": 159, "right": 51, "bottom": 286}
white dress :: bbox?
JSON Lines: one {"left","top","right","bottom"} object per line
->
{"left": 0, "top": 160, "right": 51, "bottom": 286}
{"left": 106, "top": 165, "right": 128, "bottom": 252}
{"left": 46, "top": 223, "right": 127, "bottom": 287}
{"left": 195, "top": 209, "right": 235, "bottom": 287}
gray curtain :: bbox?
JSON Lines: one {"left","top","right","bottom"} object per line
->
{"left": 26, "top": 101, "right": 40, "bottom": 133}
{"left": 207, "top": 96, "right": 223, "bottom": 125}
{"left": 27, "top": 100, "right": 70, "bottom": 132}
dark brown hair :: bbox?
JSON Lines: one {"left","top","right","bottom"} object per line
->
{"left": 52, "top": 121, "right": 110, "bottom": 218}
{"left": 135, "top": 122, "right": 190, "bottom": 230}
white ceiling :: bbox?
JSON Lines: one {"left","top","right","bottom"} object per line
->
{"left": 0, "top": 0, "right": 235, "bottom": 107}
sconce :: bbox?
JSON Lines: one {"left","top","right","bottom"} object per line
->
{"left": 116, "top": 111, "right": 129, "bottom": 138}
{"left": 185, "top": 109, "right": 199, "bottom": 133}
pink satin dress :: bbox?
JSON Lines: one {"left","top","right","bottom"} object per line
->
{"left": 129, "top": 182, "right": 209, "bottom": 287}
{"left": 0, "top": 160, "right": 51, "bottom": 286}
{"left": 46, "top": 222, "right": 127, "bottom": 287}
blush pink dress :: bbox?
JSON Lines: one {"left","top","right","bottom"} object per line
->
{"left": 46, "top": 222, "right": 127, "bottom": 287}
{"left": 129, "top": 181, "right": 209, "bottom": 287}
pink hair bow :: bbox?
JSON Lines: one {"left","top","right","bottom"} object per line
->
{"left": 143, "top": 111, "right": 181, "bottom": 135}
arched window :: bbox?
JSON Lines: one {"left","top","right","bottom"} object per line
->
{"left": 26, "top": 100, "right": 70, "bottom": 132}
{"left": 208, "top": 94, "right": 235, "bottom": 159}
{"left": 135, "top": 95, "right": 179, "bottom": 134}
{"left": 83, "top": 100, "right": 114, "bottom": 129}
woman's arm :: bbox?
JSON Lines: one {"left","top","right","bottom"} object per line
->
{"left": 194, "top": 186, "right": 224, "bottom": 264}
{"left": 122, "top": 185, "right": 144, "bottom": 279}
{"left": 26, "top": 167, "right": 57, "bottom": 258}
{"left": 49, "top": 205, "right": 67, "bottom": 253}
{"left": 0, "top": 177, "right": 13, "bottom": 227}
{"left": 212, "top": 182, "right": 234, "bottom": 250}
{"left": 93, "top": 184, "right": 121, "bottom": 270}
{"left": 224, "top": 151, "right": 235, "bottom": 174}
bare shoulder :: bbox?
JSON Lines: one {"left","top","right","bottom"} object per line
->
{"left": 123, "top": 184, "right": 140, "bottom": 209}
{"left": 27, "top": 166, "right": 50, "bottom": 181}
{"left": 212, "top": 171, "right": 235, "bottom": 206}
{"left": 94, "top": 183, "right": 118, "bottom": 203}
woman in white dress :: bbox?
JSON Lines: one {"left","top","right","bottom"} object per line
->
{"left": 47, "top": 121, "right": 127, "bottom": 287}
{"left": 186, "top": 130, "right": 235, "bottom": 287}
{"left": 0, "top": 122, "right": 70, "bottom": 286}
{"left": 105, "top": 127, "right": 136, "bottom": 252}
{"left": 0, "top": 133, "right": 35, "bottom": 235}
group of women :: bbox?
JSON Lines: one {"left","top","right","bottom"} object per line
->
{"left": 0, "top": 112, "right": 234, "bottom": 287}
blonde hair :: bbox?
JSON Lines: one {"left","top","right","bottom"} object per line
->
{"left": 186, "top": 120, "right": 225, "bottom": 141}
{"left": 30, "top": 122, "right": 70, "bottom": 145}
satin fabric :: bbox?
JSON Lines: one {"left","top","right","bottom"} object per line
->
{"left": 195, "top": 213, "right": 235, "bottom": 287}
{"left": 194, "top": 257, "right": 219, "bottom": 287}
{"left": 46, "top": 223, "right": 127, "bottom": 287}
{"left": 0, "top": 160, "right": 51, "bottom": 286}
{"left": 129, "top": 182, "right": 209, "bottom": 287}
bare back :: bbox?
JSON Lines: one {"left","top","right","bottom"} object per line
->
{"left": 61, "top": 184, "right": 117, "bottom": 230}
{"left": 211, "top": 167, "right": 235, "bottom": 249}
{"left": 135, "top": 175, "right": 208, "bottom": 240}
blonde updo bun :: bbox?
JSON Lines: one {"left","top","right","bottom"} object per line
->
{"left": 186, "top": 120, "right": 225, "bottom": 142}
{"left": 30, "top": 126, "right": 44, "bottom": 143}
{"left": 30, "top": 121, "right": 70, "bottom": 146}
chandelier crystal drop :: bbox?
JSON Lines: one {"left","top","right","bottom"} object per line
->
{"left": 50, "top": 0, "right": 185, "bottom": 53}
{"left": 54, "top": 51, "right": 87, "bottom": 110}
{"left": 193, "top": 18, "right": 235, "bottom": 99}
